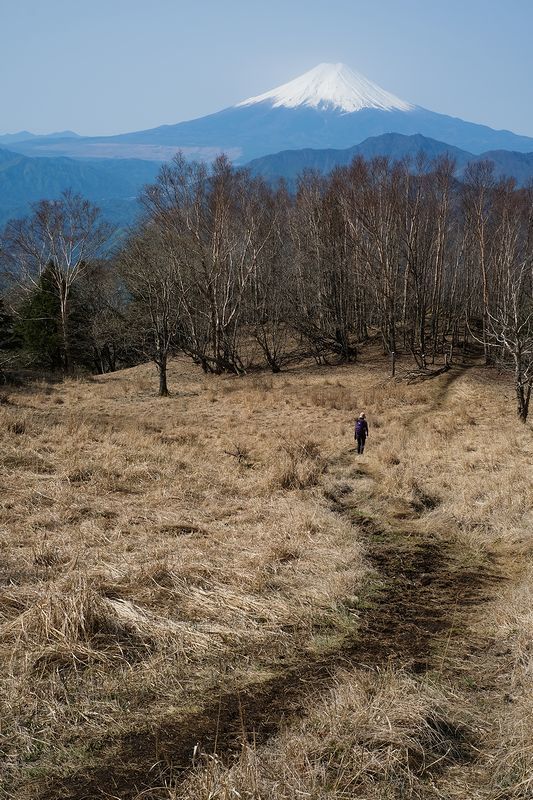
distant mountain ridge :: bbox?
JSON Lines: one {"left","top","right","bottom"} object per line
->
{"left": 0, "top": 130, "right": 80, "bottom": 145}
{"left": 246, "top": 133, "right": 533, "bottom": 187}
{"left": 5, "top": 63, "right": 533, "bottom": 163}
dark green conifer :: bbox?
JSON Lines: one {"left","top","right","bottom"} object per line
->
{"left": 16, "top": 265, "right": 63, "bottom": 369}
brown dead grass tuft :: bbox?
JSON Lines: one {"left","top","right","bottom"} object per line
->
{"left": 8, "top": 419, "right": 26, "bottom": 435}
{"left": 271, "top": 437, "right": 326, "bottom": 490}
{"left": 1, "top": 573, "right": 156, "bottom": 659}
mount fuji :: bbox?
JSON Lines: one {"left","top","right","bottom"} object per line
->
{"left": 7, "top": 63, "right": 533, "bottom": 163}
{"left": 236, "top": 62, "right": 414, "bottom": 114}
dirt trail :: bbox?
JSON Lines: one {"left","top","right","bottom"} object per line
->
{"left": 37, "top": 525, "right": 497, "bottom": 800}
{"left": 35, "top": 368, "right": 500, "bottom": 800}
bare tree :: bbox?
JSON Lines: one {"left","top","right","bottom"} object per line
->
{"left": 249, "top": 183, "right": 295, "bottom": 371}
{"left": 290, "top": 170, "right": 359, "bottom": 363}
{"left": 462, "top": 161, "right": 496, "bottom": 364}
{"left": 341, "top": 157, "right": 405, "bottom": 355}
{"left": 396, "top": 156, "right": 456, "bottom": 365}
{"left": 485, "top": 185, "right": 533, "bottom": 421}
{"left": 142, "top": 153, "right": 275, "bottom": 374}
{"left": 77, "top": 261, "right": 133, "bottom": 374}
{"left": 119, "top": 226, "right": 180, "bottom": 396}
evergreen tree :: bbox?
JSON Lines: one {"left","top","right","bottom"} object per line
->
{"left": 0, "top": 296, "right": 18, "bottom": 382}
{"left": 0, "top": 298, "right": 15, "bottom": 351}
{"left": 16, "top": 265, "right": 63, "bottom": 369}
{"left": 67, "top": 284, "right": 97, "bottom": 371}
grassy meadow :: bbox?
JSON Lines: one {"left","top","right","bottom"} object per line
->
{"left": 0, "top": 351, "right": 532, "bottom": 799}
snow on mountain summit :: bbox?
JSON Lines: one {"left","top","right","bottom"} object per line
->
{"left": 236, "top": 63, "right": 414, "bottom": 113}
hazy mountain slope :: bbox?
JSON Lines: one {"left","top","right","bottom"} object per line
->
{"left": 0, "top": 148, "right": 160, "bottom": 227}
{"left": 481, "top": 148, "right": 533, "bottom": 184}
{"left": 0, "top": 131, "right": 38, "bottom": 145}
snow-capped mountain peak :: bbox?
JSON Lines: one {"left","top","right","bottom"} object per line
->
{"left": 236, "top": 62, "right": 414, "bottom": 114}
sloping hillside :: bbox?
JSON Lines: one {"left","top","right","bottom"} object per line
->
{"left": 1, "top": 353, "right": 532, "bottom": 799}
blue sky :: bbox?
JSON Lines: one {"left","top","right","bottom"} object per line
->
{"left": 2, "top": 0, "right": 532, "bottom": 137}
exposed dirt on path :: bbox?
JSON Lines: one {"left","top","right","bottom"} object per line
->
{"left": 34, "top": 369, "right": 502, "bottom": 800}
{"left": 36, "top": 528, "right": 498, "bottom": 796}
{"left": 36, "top": 527, "right": 496, "bottom": 799}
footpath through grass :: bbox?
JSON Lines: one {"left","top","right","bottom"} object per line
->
{"left": 0, "top": 354, "right": 532, "bottom": 799}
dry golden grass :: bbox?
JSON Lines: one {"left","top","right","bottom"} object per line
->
{"left": 0, "top": 359, "right": 367, "bottom": 795}
{"left": 367, "top": 371, "right": 533, "bottom": 550}
{"left": 0, "top": 355, "right": 532, "bottom": 798}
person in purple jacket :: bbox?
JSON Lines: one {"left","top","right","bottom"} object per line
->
{"left": 355, "top": 412, "right": 369, "bottom": 454}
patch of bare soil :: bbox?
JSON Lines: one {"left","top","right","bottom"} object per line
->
{"left": 34, "top": 457, "right": 500, "bottom": 800}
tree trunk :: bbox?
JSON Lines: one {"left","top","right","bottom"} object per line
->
{"left": 59, "top": 292, "right": 71, "bottom": 373}
{"left": 516, "top": 373, "right": 531, "bottom": 423}
{"left": 158, "top": 354, "right": 169, "bottom": 397}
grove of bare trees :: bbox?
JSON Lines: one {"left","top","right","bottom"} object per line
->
{"left": 1, "top": 154, "right": 532, "bottom": 419}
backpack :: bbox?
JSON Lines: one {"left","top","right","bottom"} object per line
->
{"left": 355, "top": 418, "right": 366, "bottom": 436}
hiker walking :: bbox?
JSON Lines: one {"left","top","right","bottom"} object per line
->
{"left": 355, "top": 412, "right": 369, "bottom": 454}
